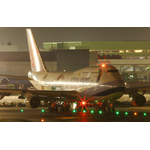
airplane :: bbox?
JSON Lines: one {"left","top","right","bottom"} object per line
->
{"left": 0, "top": 28, "right": 149, "bottom": 112}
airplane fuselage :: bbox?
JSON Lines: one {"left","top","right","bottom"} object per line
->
{"left": 28, "top": 66, "right": 125, "bottom": 102}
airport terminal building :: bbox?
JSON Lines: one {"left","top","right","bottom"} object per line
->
{"left": 43, "top": 41, "right": 150, "bottom": 82}
{"left": 1, "top": 40, "right": 150, "bottom": 89}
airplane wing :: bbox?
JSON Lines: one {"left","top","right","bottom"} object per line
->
{"left": 124, "top": 86, "right": 150, "bottom": 94}
{"left": 0, "top": 74, "right": 32, "bottom": 80}
{"left": 0, "top": 89, "right": 78, "bottom": 99}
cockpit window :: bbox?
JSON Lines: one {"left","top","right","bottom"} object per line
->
{"left": 107, "top": 70, "right": 118, "bottom": 72}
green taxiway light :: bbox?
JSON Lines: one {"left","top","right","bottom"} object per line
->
{"left": 125, "top": 112, "right": 128, "bottom": 115}
{"left": 95, "top": 100, "right": 98, "bottom": 103}
{"left": 83, "top": 110, "right": 86, "bottom": 113}
{"left": 73, "top": 109, "right": 76, "bottom": 113}
{"left": 21, "top": 109, "right": 24, "bottom": 112}
{"left": 144, "top": 113, "right": 147, "bottom": 116}
{"left": 99, "top": 111, "right": 102, "bottom": 114}
{"left": 75, "top": 102, "right": 77, "bottom": 104}
{"left": 91, "top": 110, "right": 94, "bottom": 114}
{"left": 41, "top": 109, "right": 45, "bottom": 113}
{"left": 116, "top": 111, "right": 119, "bottom": 115}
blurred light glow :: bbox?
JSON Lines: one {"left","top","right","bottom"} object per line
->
{"left": 134, "top": 50, "right": 143, "bottom": 53}
{"left": 99, "top": 110, "right": 102, "bottom": 114}
{"left": 41, "top": 109, "right": 45, "bottom": 112}
{"left": 102, "top": 64, "right": 105, "bottom": 67}
{"left": 73, "top": 109, "right": 76, "bottom": 113}
{"left": 41, "top": 119, "right": 45, "bottom": 122}
{"left": 91, "top": 110, "right": 94, "bottom": 114}
{"left": 82, "top": 102, "right": 86, "bottom": 105}
{"left": 116, "top": 111, "right": 119, "bottom": 115}
{"left": 83, "top": 110, "right": 86, "bottom": 113}
{"left": 73, "top": 103, "right": 77, "bottom": 109}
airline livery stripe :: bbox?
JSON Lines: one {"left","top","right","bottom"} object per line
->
{"left": 92, "top": 87, "right": 125, "bottom": 96}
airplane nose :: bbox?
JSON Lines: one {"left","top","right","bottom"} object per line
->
{"left": 109, "top": 80, "right": 126, "bottom": 93}
{"left": 116, "top": 80, "right": 125, "bottom": 87}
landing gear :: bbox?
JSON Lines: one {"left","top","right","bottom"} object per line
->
{"left": 107, "top": 106, "right": 115, "bottom": 113}
{"left": 77, "top": 105, "right": 82, "bottom": 112}
{"left": 48, "top": 106, "right": 51, "bottom": 112}
{"left": 48, "top": 105, "right": 58, "bottom": 113}
{"left": 107, "top": 106, "right": 111, "bottom": 113}
{"left": 99, "top": 102, "right": 107, "bottom": 112}
{"left": 99, "top": 100, "right": 115, "bottom": 113}
{"left": 76, "top": 103, "right": 87, "bottom": 112}
{"left": 62, "top": 102, "right": 70, "bottom": 112}
{"left": 111, "top": 106, "right": 115, "bottom": 113}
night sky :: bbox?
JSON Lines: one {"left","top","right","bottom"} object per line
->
{"left": 0, "top": 27, "right": 150, "bottom": 51}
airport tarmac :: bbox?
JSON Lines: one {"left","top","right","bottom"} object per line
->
{"left": 1, "top": 94, "right": 150, "bottom": 122}
{"left": 0, "top": 106, "right": 150, "bottom": 122}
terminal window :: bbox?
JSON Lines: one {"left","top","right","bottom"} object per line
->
{"left": 90, "top": 50, "right": 103, "bottom": 53}
{"left": 126, "top": 56, "right": 145, "bottom": 59}
{"left": 147, "top": 49, "right": 150, "bottom": 53}
{"left": 105, "top": 50, "right": 124, "bottom": 53}
{"left": 126, "top": 49, "right": 145, "bottom": 53}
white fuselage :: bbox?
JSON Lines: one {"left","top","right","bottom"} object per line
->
{"left": 28, "top": 66, "right": 125, "bottom": 102}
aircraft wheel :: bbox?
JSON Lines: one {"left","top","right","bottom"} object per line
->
{"left": 77, "top": 106, "right": 81, "bottom": 112}
{"left": 107, "top": 106, "right": 111, "bottom": 113}
{"left": 102, "top": 106, "right": 106, "bottom": 112}
{"left": 48, "top": 107, "right": 52, "bottom": 113}
{"left": 99, "top": 106, "right": 102, "bottom": 111}
{"left": 111, "top": 107, "right": 115, "bottom": 113}
{"left": 60, "top": 106, "right": 63, "bottom": 112}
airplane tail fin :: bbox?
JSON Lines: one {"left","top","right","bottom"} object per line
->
{"left": 26, "top": 29, "right": 47, "bottom": 72}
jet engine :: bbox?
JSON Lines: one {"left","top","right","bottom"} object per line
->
{"left": 131, "top": 93, "right": 146, "bottom": 107}
{"left": 0, "top": 94, "right": 5, "bottom": 100}
{"left": 25, "top": 96, "right": 40, "bottom": 108}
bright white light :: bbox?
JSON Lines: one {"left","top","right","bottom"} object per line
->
{"left": 82, "top": 102, "right": 86, "bottom": 105}
{"left": 134, "top": 50, "right": 143, "bottom": 53}
{"left": 130, "top": 98, "right": 133, "bottom": 101}
{"left": 129, "top": 75, "right": 134, "bottom": 78}
{"left": 73, "top": 103, "right": 77, "bottom": 109}
{"left": 119, "top": 50, "right": 124, "bottom": 53}
{"left": 70, "top": 46, "right": 75, "bottom": 49}
{"left": 102, "top": 64, "right": 105, "bottom": 67}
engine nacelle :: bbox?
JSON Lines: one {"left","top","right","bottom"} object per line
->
{"left": 131, "top": 93, "right": 146, "bottom": 107}
{"left": 25, "top": 96, "right": 40, "bottom": 108}
{"left": 0, "top": 94, "right": 5, "bottom": 100}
